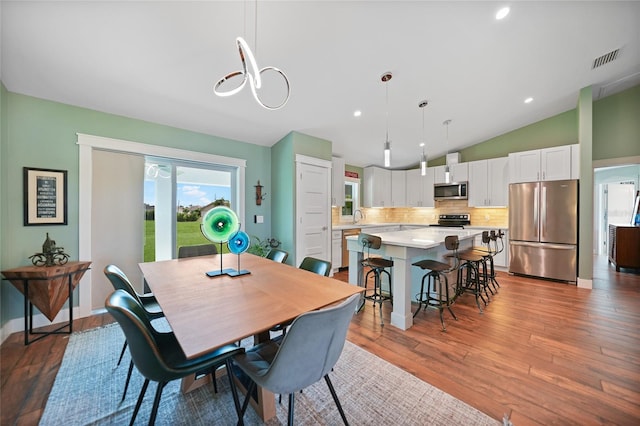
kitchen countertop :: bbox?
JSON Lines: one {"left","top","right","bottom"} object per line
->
{"left": 333, "top": 223, "right": 508, "bottom": 231}
{"left": 345, "top": 227, "right": 481, "bottom": 250}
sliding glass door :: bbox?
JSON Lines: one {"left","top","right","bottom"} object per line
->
{"left": 144, "top": 159, "right": 235, "bottom": 261}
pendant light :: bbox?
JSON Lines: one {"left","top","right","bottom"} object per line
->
{"left": 214, "top": 0, "right": 290, "bottom": 110}
{"left": 382, "top": 72, "right": 392, "bottom": 168}
{"left": 443, "top": 119, "right": 452, "bottom": 183}
{"left": 419, "top": 100, "right": 428, "bottom": 176}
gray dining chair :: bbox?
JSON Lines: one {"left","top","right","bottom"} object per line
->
{"left": 234, "top": 293, "right": 359, "bottom": 426}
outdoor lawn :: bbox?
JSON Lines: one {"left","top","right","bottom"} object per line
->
{"left": 144, "top": 220, "right": 229, "bottom": 262}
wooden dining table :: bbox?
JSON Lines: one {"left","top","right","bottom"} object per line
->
{"left": 139, "top": 252, "right": 362, "bottom": 421}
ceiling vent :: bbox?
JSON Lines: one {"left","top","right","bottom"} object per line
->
{"left": 592, "top": 48, "right": 620, "bottom": 69}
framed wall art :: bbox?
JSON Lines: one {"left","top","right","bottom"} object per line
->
{"left": 23, "top": 167, "right": 68, "bottom": 226}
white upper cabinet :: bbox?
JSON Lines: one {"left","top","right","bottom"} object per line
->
{"left": 509, "top": 145, "right": 573, "bottom": 183}
{"left": 331, "top": 157, "right": 345, "bottom": 207}
{"left": 434, "top": 162, "right": 468, "bottom": 184}
{"left": 469, "top": 157, "right": 509, "bottom": 207}
{"left": 405, "top": 168, "right": 435, "bottom": 208}
{"left": 571, "top": 144, "right": 580, "bottom": 179}
{"left": 423, "top": 167, "right": 435, "bottom": 207}
{"left": 540, "top": 145, "right": 572, "bottom": 181}
{"left": 363, "top": 166, "right": 391, "bottom": 207}
{"left": 391, "top": 170, "right": 407, "bottom": 207}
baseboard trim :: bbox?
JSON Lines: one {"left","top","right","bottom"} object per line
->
{"left": 577, "top": 278, "right": 593, "bottom": 289}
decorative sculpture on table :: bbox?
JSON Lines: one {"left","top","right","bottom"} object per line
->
{"left": 29, "top": 233, "right": 70, "bottom": 267}
{"left": 226, "top": 229, "right": 251, "bottom": 276}
{"left": 200, "top": 206, "right": 250, "bottom": 277}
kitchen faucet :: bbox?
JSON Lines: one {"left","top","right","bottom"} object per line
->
{"left": 353, "top": 209, "right": 364, "bottom": 224}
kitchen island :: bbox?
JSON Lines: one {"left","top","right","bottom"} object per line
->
{"left": 346, "top": 227, "right": 481, "bottom": 330}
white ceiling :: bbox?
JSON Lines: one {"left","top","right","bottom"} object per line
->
{"left": 2, "top": 1, "right": 639, "bottom": 169}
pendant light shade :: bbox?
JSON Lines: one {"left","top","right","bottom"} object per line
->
{"left": 384, "top": 140, "right": 391, "bottom": 168}
{"left": 381, "top": 72, "right": 392, "bottom": 168}
{"left": 419, "top": 100, "right": 428, "bottom": 176}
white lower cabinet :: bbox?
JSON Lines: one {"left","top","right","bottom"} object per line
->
{"left": 331, "top": 230, "right": 342, "bottom": 274}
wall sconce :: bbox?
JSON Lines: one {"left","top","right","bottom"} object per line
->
{"left": 255, "top": 180, "right": 266, "bottom": 205}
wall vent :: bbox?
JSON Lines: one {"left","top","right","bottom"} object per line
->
{"left": 592, "top": 48, "right": 620, "bottom": 69}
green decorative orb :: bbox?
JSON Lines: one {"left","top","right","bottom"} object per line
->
{"left": 201, "top": 206, "right": 240, "bottom": 243}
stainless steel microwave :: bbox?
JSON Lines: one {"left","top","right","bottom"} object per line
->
{"left": 434, "top": 182, "right": 468, "bottom": 200}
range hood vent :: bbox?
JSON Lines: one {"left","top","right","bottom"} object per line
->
{"left": 446, "top": 152, "right": 460, "bottom": 166}
{"left": 592, "top": 48, "right": 620, "bottom": 69}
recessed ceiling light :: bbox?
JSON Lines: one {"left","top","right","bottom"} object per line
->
{"left": 496, "top": 7, "right": 510, "bottom": 20}
{"left": 353, "top": 110, "right": 362, "bottom": 117}
{"left": 524, "top": 97, "right": 534, "bottom": 104}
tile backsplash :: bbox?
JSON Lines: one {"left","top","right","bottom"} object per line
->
{"left": 332, "top": 200, "right": 508, "bottom": 228}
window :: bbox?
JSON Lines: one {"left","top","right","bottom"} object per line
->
{"left": 341, "top": 178, "right": 360, "bottom": 220}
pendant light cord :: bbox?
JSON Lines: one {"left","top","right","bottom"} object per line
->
{"left": 385, "top": 81, "right": 389, "bottom": 142}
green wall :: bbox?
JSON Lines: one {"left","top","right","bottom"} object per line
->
{"left": 429, "top": 109, "right": 578, "bottom": 166}
{"left": 428, "top": 84, "right": 639, "bottom": 166}
{"left": 271, "top": 131, "right": 332, "bottom": 265}
{"left": 578, "top": 86, "right": 594, "bottom": 282}
{"left": 271, "top": 132, "right": 295, "bottom": 264}
{"left": 593, "top": 84, "right": 640, "bottom": 161}
{"left": 1, "top": 92, "right": 272, "bottom": 325}
{"left": 0, "top": 84, "right": 6, "bottom": 328}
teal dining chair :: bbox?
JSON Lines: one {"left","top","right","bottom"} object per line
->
{"left": 106, "top": 289, "right": 244, "bottom": 426}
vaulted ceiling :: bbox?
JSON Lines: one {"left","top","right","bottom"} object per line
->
{"left": 2, "top": 1, "right": 639, "bottom": 168}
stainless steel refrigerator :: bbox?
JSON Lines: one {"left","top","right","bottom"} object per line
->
{"left": 509, "top": 179, "right": 578, "bottom": 282}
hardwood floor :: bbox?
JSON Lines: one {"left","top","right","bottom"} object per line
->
{"left": 2, "top": 255, "right": 639, "bottom": 425}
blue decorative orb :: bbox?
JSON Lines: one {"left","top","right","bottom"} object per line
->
{"left": 201, "top": 206, "right": 240, "bottom": 243}
{"left": 228, "top": 230, "right": 250, "bottom": 254}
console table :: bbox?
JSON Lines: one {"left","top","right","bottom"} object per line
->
{"left": 608, "top": 225, "right": 640, "bottom": 272}
{"left": 2, "top": 261, "right": 91, "bottom": 344}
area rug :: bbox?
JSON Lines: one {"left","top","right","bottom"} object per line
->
{"left": 40, "top": 324, "right": 499, "bottom": 425}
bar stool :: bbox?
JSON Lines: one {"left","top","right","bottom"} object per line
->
{"left": 358, "top": 233, "right": 393, "bottom": 326}
{"left": 456, "top": 246, "right": 490, "bottom": 313}
{"left": 467, "top": 231, "right": 497, "bottom": 296}
{"left": 412, "top": 235, "right": 460, "bottom": 331}
{"left": 488, "top": 230, "right": 505, "bottom": 290}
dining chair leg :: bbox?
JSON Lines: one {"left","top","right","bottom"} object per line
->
{"left": 117, "top": 341, "right": 128, "bottom": 366}
{"left": 122, "top": 359, "right": 134, "bottom": 401}
{"left": 325, "top": 375, "right": 349, "bottom": 425}
{"left": 130, "top": 378, "right": 150, "bottom": 426}
{"left": 148, "top": 381, "right": 167, "bottom": 426}
{"left": 225, "top": 359, "right": 243, "bottom": 425}
{"left": 238, "top": 380, "right": 256, "bottom": 421}
{"left": 288, "top": 393, "right": 295, "bottom": 426}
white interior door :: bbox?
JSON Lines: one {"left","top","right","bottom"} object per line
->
{"left": 295, "top": 155, "right": 331, "bottom": 268}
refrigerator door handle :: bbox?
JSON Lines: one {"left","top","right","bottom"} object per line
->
{"left": 510, "top": 241, "right": 575, "bottom": 250}
{"left": 541, "top": 185, "right": 547, "bottom": 239}
{"left": 533, "top": 185, "right": 539, "bottom": 240}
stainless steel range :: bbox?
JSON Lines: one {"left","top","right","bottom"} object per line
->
{"left": 429, "top": 214, "right": 470, "bottom": 228}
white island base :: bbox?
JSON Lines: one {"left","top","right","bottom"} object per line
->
{"left": 347, "top": 228, "right": 480, "bottom": 330}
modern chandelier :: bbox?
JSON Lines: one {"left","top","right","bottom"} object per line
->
{"left": 381, "top": 72, "right": 393, "bottom": 168}
{"left": 214, "top": 2, "right": 290, "bottom": 110}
